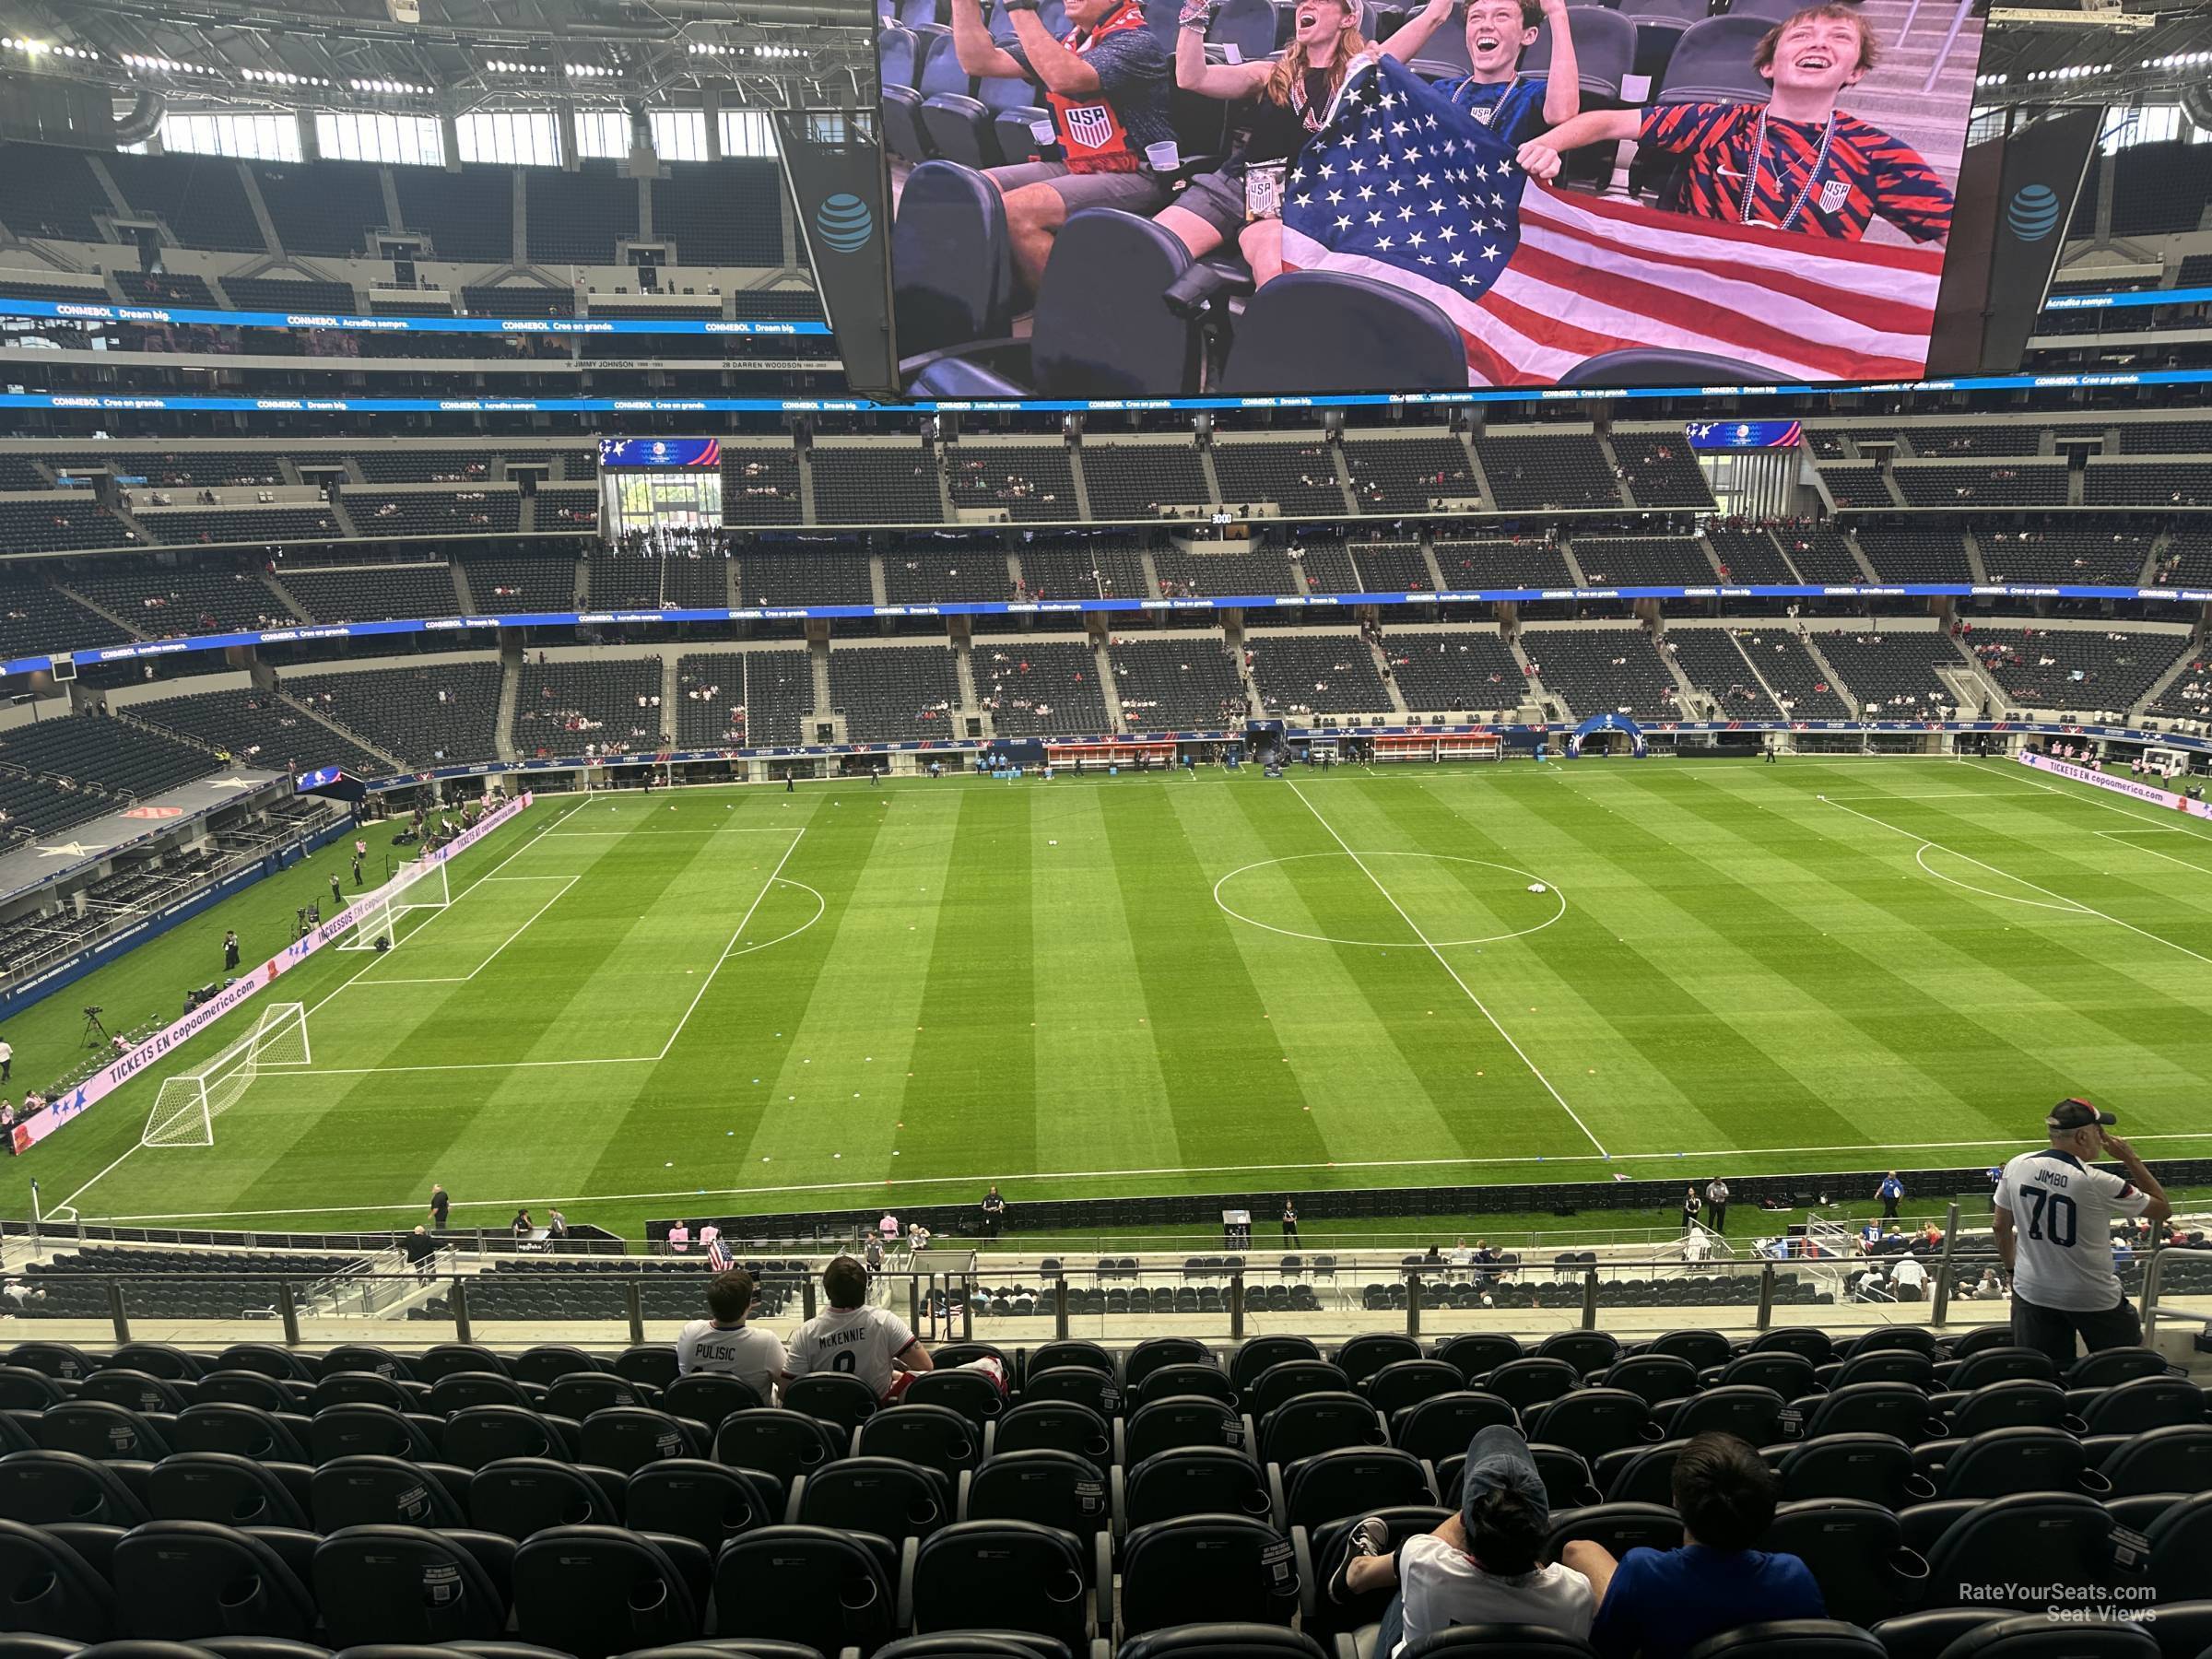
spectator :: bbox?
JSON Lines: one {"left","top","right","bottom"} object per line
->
{"left": 676, "top": 1267, "right": 787, "bottom": 1398}
{"left": 1994, "top": 1099, "right": 2170, "bottom": 1369}
{"left": 1332, "top": 1424, "right": 1595, "bottom": 1649}
{"left": 782, "top": 1254, "right": 1004, "bottom": 1402}
{"left": 1888, "top": 1253, "right": 1927, "bottom": 1301}
{"left": 1566, "top": 1432, "right": 1824, "bottom": 1659}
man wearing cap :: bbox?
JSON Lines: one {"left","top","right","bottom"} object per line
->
{"left": 1329, "top": 1423, "right": 1596, "bottom": 1649}
{"left": 1993, "top": 1098, "right": 2171, "bottom": 1370}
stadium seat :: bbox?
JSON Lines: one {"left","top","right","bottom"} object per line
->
{"left": 1932, "top": 1427, "right": 2097, "bottom": 1500}
{"left": 1278, "top": 1445, "right": 1434, "bottom": 1530}
{"left": 1126, "top": 1397, "right": 1252, "bottom": 1466}
{"left": 441, "top": 1406, "right": 572, "bottom": 1470}
{"left": 317, "top": 1346, "right": 409, "bottom": 1382}
{"left": 793, "top": 1454, "right": 951, "bottom": 1543}
{"left": 910, "top": 1520, "right": 1100, "bottom": 1652}
{"left": 147, "top": 1452, "right": 311, "bottom": 1529}
{"left": 1540, "top": 1500, "right": 1683, "bottom": 1561}
{"left": 1555, "top": 349, "right": 1778, "bottom": 387}
{"left": 0, "top": 1517, "right": 115, "bottom": 1640}
{"left": 1249, "top": 1362, "right": 1350, "bottom": 1420}
{"left": 613, "top": 1348, "right": 683, "bottom": 1394}
{"left": 2099, "top": 1423, "right": 2212, "bottom": 1496}
{"left": 547, "top": 1375, "right": 657, "bottom": 1420}
{"left": 893, "top": 160, "right": 1017, "bottom": 363}
{"left": 1483, "top": 1359, "right": 1583, "bottom": 1411}
{"left": 1624, "top": 0, "right": 1707, "bottom": 81}
{"left": 961, "top": 1449, "right": 1109, "bottom": 1535}
{"left": 1648, "top": 14, "right": 1771, "bottom": 100}
{"left": 512, "top": 1348, "right": 606, "bottom": 1389}
{"left": 216, "top": 1346, "right": 316, "bottom": 1383}
{"left": 1943, "top": 1380, "right": 2071, "bottom": 1439}
{"left": 990, "top": 1402, "right": 1113, "bottom": 1464}
{"left": 1018, "top": 1369, "right": 1121, "bottom": 1420}
{"left": 1135, "top": 1365, "right": 1242, "bottom": 1410}
{"left": 1434, "top": 1334, "right": 1523, "bottom": 1381}
{"left": 1118, "top": 1516, "right": 1300, "bottom": 1636}
{"left": 1362, "top": 1359, "right": 1466, "bottom": 1417}
{"left": 905, "top": 209, "right": 1202, "bottom": 399}
{"left": 1942, "top": 1347, "right": 2058, "bottom": 1392}
{"left": 313, "top": 1373, "right": 419, "bottom": 1413}
{"left": 1026, "top": 1341, "right": 1116, "bottom": 1381}
{"left": 1527, "top": 1389, "right": 1659, "bottom": 1462}
{"left": 900, "top": 1368, "right": 1006, "bottom": 1426}
{"left": 712, "top": 1525, "right": 899, "bottom": 1652}
{"left": 1114, "top": 1625, "right": 1328, "bottom": 1659}
{"left": 39, "top": 1403, "right": 170, "bottom": 1463}
{"left": 1680, "top": 1622, "right": 1885, "bottom": 1659}
{"left": 467, "top": 1458, "right": 625, "bottom": 1540}
{"left": 0, "top": 1369, "right": 68, "bottom": 1411}
{"left": 1259, "top": 1394, "right": 1385, "bottom": 1465}
{"left": 311, "top": 1454, "right": 468, "bottom": 1530}
{"left": 1121, "top": 1445, "right": 1276, "bottom": 1529}
{"left": 1519, "top": 6, "right": 1637, "bottom": 100}
{"left": 624, "top": 1459, "right": 777, "bottom": 1553}
{"left": 856, "top": 1404, "right": 982, "bottom": 1479}
{"left": 78, "top": 1371, "right": 188, "bottom": 1415}
{"left": 782, "top": 1374, "right": 880, "bottom": 1435}
{"left": 1920, "top": 1493, "right": 2124, "bottom": 1610}
{"left": 313, "top": 1524, "right": 510, "bottom": 1646}
{"left": 430, "top": 1374, "right": 540, "bottom": 1416}
{"left": 1597, "top": 1354, "right": 1699, "bottom": 1406}
{"left": 1399, "top": 1632, "right": 1597, "bottom": 1659}
{"left": 2067, "top": 1348, "right": 2171, "bottom": 1389}
{"left": 1659, "top": 1385, "right": 1786, "bottom": 1445}
{"left": 1219, "top": 274, "right": 1465, "bottom": 397}
{"left": 2146, "top": 1491, "right": 2212, "bottom": 1600}
{"left": 579, "top": 1409, "right": 702, "bottom": 1475}
{"left": 512, "top": 1525, "right": 701, "bottom": 1659}
{"left": 1924, "top": 1614, "right": 2159, "bottom": 1659}
{"left": 171, "top": 1404, "right": 310, "bottom": 1464}
{"left": 112, "top": 1520, "right": 318, "bottom": 1640}
{"left": 1232, "top": 1337, "right": 1324, "bottom": 1396}
{"left": 1762, "top": 1498, "right": 1926, "bottom": 1626}
{"left": 414, "top": 1347, "right": 511, "bottom": 1384}
{"left": 922, "top": 76, "right": 1036, "bottom": 169}
{"left": 1869, "top": 1609, "right": 2010, "bottom": 1659}
{"left": 2078, "top": 1375, "right": 2205, "bottom": 1434}
{"left": 1771, "top": 1433, "right": 1929, "bottom": 1508}
{"left": 1800, "top": 1382, "right": 1945, "bottom": 1444}
{"left": 1390, "top": 1392, "right": 1518, "bottom": 1463}
{"left": 196, "top": 1372, "right": 303, "bottom": 1413}
{"left": 713, "top": 1410, "right": 847, "bottom": 1485}
{"left": 0, "top": 1449, "right": 150, "bottom": 1526}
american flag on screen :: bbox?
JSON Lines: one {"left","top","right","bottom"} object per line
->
{"left": 1278, "top": 56, "right": 1947, "bottom": 388}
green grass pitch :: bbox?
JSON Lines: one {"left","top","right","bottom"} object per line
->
{"left": 12, "top": 754, "right": 2212, "bottom": 1240}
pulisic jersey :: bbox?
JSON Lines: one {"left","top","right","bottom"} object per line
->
{"left": 1995, "top": 1148, "right": 2152, "bottom": 1312}
{"left": 782, "top": 1303, "right": 922, "bottom": 1398}
{"left": 672, "top": 1320, "right": 786, "bottom": 1399}
{"left": 1635, "top": 102, "right": 1954, "bottom": 244}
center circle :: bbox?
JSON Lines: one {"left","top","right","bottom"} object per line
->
{"left": 1213, "top": 852, "right": 1568, "bottom": 948}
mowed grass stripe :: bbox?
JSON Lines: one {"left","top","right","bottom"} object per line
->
{"left": 1506, "top": 771, "right": 2001, "bottom": 1148}
{"left": 1102, "top": 783, "right": 1331, "bottom": 1177}
{"left": 903, "top": 789, "right": 1039, "bottom": 1180}
{"left": 738, "top": 787, "right": 958, "bottom": 1188}
{"left": 1205, "top": 781, "right": 1546, "bottom": 1166}
{"left": 1669, "top": 769, "right": 2203, "bottom": 1128}
{"left": 1030, "top": 786, "right": 1186, "bottom": 1180}
{"left": 234, "top": 801, "right": 771, "bottom": 1213}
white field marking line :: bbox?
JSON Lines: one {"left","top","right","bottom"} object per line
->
{"left": 1912, "top": 843, "right": 2088, "bottom": 914}
{"left": 53, "top": 796, "right": 595, "bottom": 1215}
{"left": 1968, "top": 757, "right": 2212, "bottom": 844}
{"left": 285, "top": 877, "right": 830, "bottom": 1071}
{"left": 2094, "top": 829, "right": 2212, "bottom": 877}
{"left": 1820, "top": 792, "right": 2051, "bottom": 802}
{"left": 75, "top": 1127, "right": 2212, "bottom": 1223}
{"left": 1210, "top": 850, "right": 1568, "bottom": 949}
{"left": 1821, "top": 794, "right": 2212, "bottom": 969}
{"left": 654, "top": 828, "right": 806, "bottom": 1061}
{"left": 353, "top": 875, "right": 581, "bottom": 986}
{"left": 1286, "top": 780, "right": 1609, "bottom": 1159}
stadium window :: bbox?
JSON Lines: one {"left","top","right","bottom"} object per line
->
{"left": 315, "top": 111, "right": 444, "bottom": 166}
{"left": 718, "top": 109, "right": 778, "bottom": 159}
{"left": 574, "top": 110, "right": 629, "bottom": 159}
{"left": 651, "top": 110, "right": 709, "bottom": 162}
{"left": 2100, "top": 104, "right": 2206, "bottom": 154}
{"left": 456, "top": 110, "right": 560, "bottom": 167}
{"left": 159, "top": 111, "right": 302, "bottom": 162}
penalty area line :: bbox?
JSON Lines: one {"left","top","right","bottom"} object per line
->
{"left": 51, "top": 796, "right": 595, "bottom": 1218}
{"left": 73, "top": 1128, "right": 2212, "bottom": 1224}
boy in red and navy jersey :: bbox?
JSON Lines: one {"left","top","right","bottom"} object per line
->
{"left": 1514, "top": 4, "right": 1953, "bottom": 244}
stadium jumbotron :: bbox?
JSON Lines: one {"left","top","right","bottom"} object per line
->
{"left": 0, "top": 0, "right": 2208, "bottom": 1649}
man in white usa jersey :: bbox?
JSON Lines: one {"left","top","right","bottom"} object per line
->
{"left": 782, "top": 1254, "right": 1006, "bottom": 1402}
{"left": 1994, "top": 1099, "right": 2171, "bottom": 1371}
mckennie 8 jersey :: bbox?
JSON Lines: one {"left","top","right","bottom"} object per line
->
{"left": 1995, "top": 1148, "right": 2152, "bottom": 1312}
{"left": 782, "top": 1304, "right": 922, "bottom": 1399}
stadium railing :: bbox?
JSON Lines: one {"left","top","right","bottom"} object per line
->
{"left": 6, "top": 1245, "right": 2206, "bottom": 1352}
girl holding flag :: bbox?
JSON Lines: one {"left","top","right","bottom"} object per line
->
{"left": 1154, "top": 0, "right": 1462, "bottom": 286}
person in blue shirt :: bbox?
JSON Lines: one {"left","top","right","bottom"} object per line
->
{"left": 1562, "top": 1431, "right": 1824, "bottom": 1659}
{"left": 1876, "top": 1170, "right": 1904, "bottom": 1219}
{"left": 1431, "top": 0, "right": 1580, "bottom": 147}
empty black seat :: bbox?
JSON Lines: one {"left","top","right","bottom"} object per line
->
{"left": 712, "top": 1524, "right": 897, "bottom": 1652}
{"left": 900, "top": 1369, "right": 1006, "bottom": 1426}
{"left": 1527, "top": 1391, "right": 1657, "bottom": 1463}
{"left": 712, "top": 1410, "right": 846, "bottom": 1486}
{"left": 313, "top": 1524, "right": 508, "bottom": 1646}
{"left": 173, "top": 1405, "right": 309, "bottom": 1464}
{"left": 112, "top": 1520, "right": 317, "bottom": 1640}
{"left": 1391, "top": 1393, "right": 1518, "bottom": 1464}
{"left": 990, "top": 1402, "right": 1112, "bottom": 1464}
{"left": 309, "top": 1405, "right": 440, "bottom": 1465}
{"left": 1921, "top": 1493, "right": 2125, "bottom": 1610}
{"left": 468, "top": 1458, "right": 624, "bottom": 1540}
{"left": 780, "top": 1374, "right": 879, "bottom": 1436}
{"left": 0, "top": 1516, "right": 115, "bottom": 1640}
{"left": 1123, "top": 1446, "right": 1274, "bottom": 1529}
{"left": 0, "top": 1450, "right": 150, "bottom": 1525}
{"left": 1258, "top": 1394, "right": 1382, "bottom": 1466}
{"left": 910, "top": 1521, "right": 1096, "bottom": 1653}
{"left": 441, "top": 1407, "right": 569, "bottom": 1470}
{"left": 656, "top": 1374, "right": 762, "bottom": 1430}
{"left": 1763, "top": 1498, "right": 1925, "bottom": 1626}
{"left": 1118, "top": 1516, "right": 1298, "bottom": 1636}
{"left": 311, "top": 1455, "right": 467, "bottom": 1531}
{"left": 578, "top": 1409, "right": 700, "bottom": 1475}
{"left": 794, "top": 1454, "right": 950, "bottom": 1542}
{"left": 38, "top": 1403, "right": 170, "bottom": 1463}
{"left": 147, "top": 1453, "right": 310, "bottom": 1529}
{"left": 1916, "top": 1613, "right": 2159, "bottom": 1659}
{"left": 1280, "top": 1446, "right": 1432, "bottom": 1531}
{"left": 962, "top": 1449, "right": 1108, "bottom": 1536}
{"left": 512, "top": 1525, "right": 700, "bottom": 1659}
{"left": 1677, "top": 1620, "right": 1885, "bottom": 1659}
{"left": 624, "top": 1460, "right": 776, "bottom": 1554}
{"left": 855, "top": 1404, "right": 981, "bottom": 1479}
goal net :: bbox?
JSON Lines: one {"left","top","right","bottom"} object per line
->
{"left": 142, "top": 1002, "right": 311, "bottom": 1149}
{"left": 337, "top": 860, "right": 450, "bottom": 953}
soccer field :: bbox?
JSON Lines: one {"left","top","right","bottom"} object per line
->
{"left": 21, "top": 754, "right": 2212, "bottom": 1238}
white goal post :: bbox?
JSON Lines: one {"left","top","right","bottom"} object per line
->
{"left": 336, "top": 859, "right": 451, "bottom": 953}
{"left": 141, "top": 1001, "right": 312, "bottom": 1149}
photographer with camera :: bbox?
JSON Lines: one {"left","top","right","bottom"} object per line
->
{"left": 947, "top": 0, "right": 1178, "bottom": 298}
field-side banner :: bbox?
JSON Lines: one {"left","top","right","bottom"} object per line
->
{"left": 2017, "top": 751, "right": 2212, "bottom": 819}
{"left": 14, "top": 792, "right": 535, "bottom": 1155}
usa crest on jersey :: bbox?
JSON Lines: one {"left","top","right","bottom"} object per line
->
{"left": 1818, "top": 178, "right": 1851, "bottom": 215}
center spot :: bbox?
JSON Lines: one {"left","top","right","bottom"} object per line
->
{"left": 1213, "top": 851, "right": 1567, "bottom": 948}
